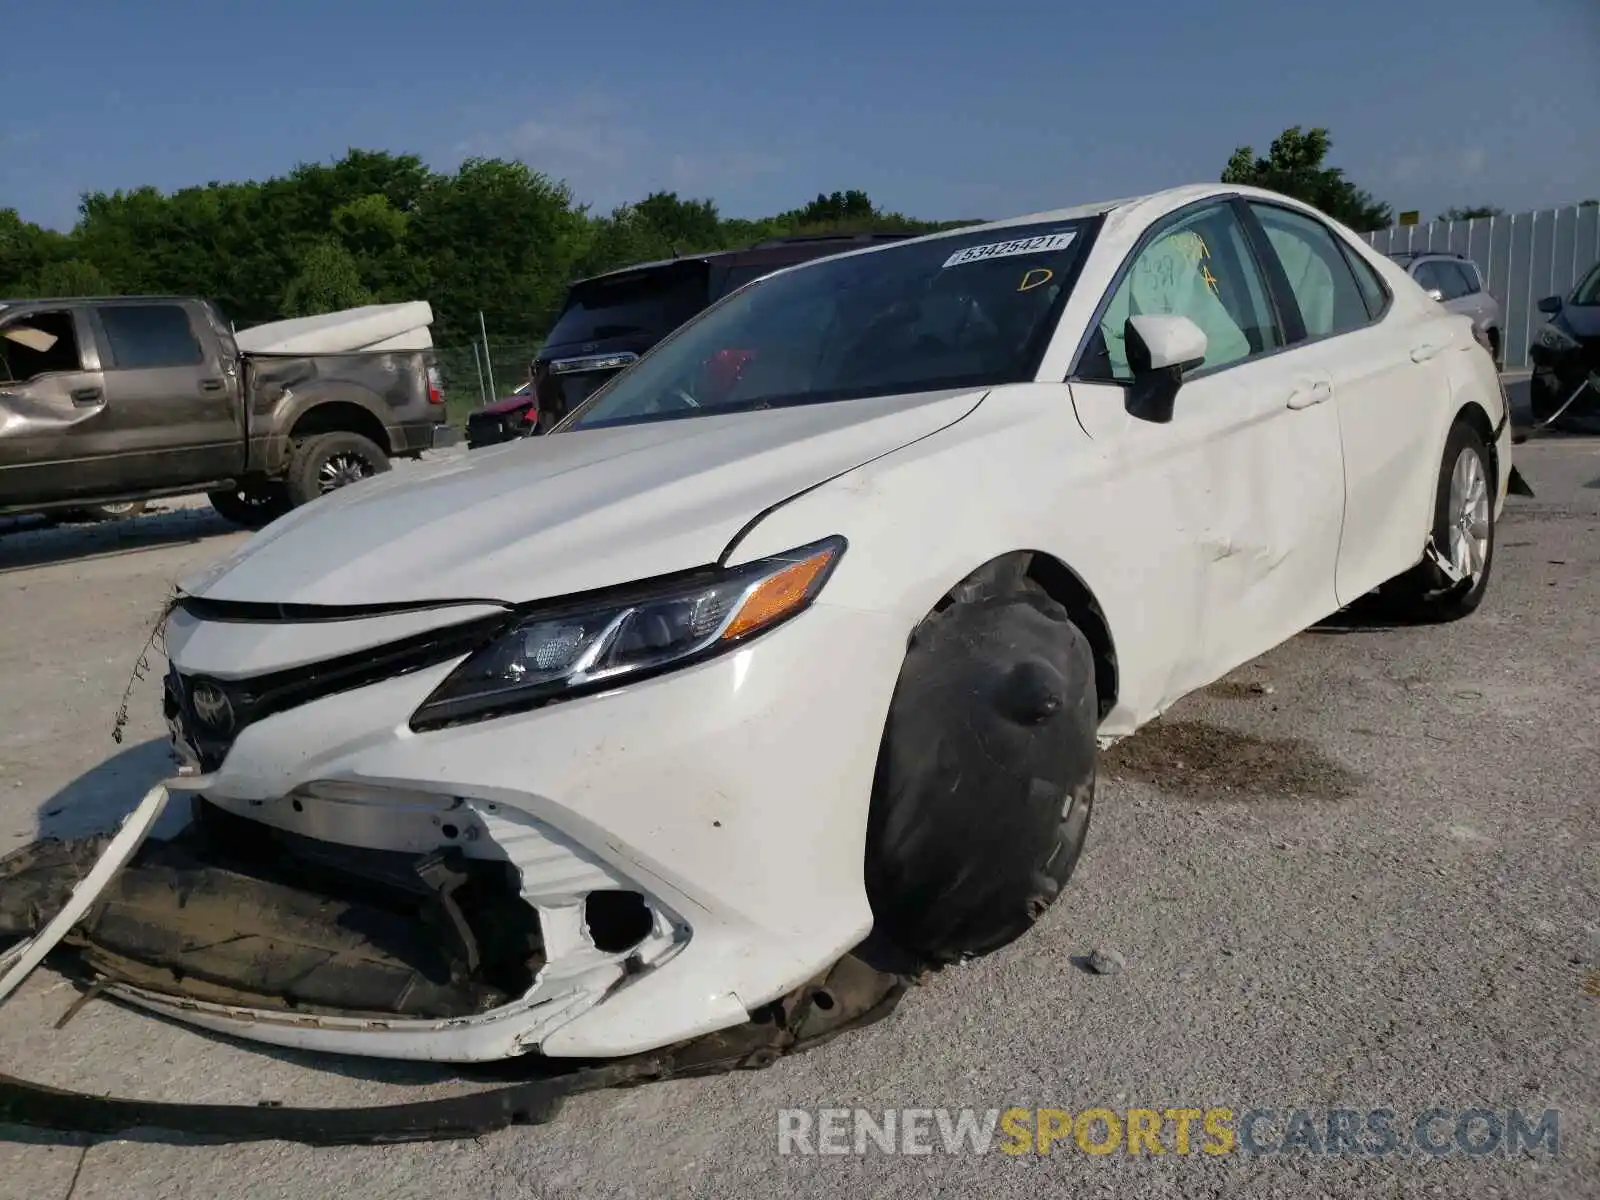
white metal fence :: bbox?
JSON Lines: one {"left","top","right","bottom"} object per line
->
{"left": 1364, "top": 205, "right": 1600, "bottom": 370}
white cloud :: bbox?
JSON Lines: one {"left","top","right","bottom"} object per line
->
{"left": 1460, "top": 147, "right": 1486, "bottom": 177}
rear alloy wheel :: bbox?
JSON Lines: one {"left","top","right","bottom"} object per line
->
{"left": 864, "top": 574, "right": 1097, "bottom": 967}
{"left": 208, "top": 482, "right": 290, "bottom": 530}
{"left": 1380, "top": 420, "right": 1496, "bottom": 622}
{"left": 62, "top": 501, "right": 148, "bottom": 523}
{"left": 284, "top": 432, "right": 391, "bottom": 507}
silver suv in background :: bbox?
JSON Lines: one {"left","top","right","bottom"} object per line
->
{"left": 1387, "top": 251, "right": 1503, "bottom": 367}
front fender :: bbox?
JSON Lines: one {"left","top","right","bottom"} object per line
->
{"left": 722, "top": 384, "right": 1182, "bottom": 736}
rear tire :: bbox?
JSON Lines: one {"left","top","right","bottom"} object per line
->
{"left": 1379, "top": 420, "right": 1495, "bottom": 623}
{"left": 284, "top": 432, "right": 390, "bottom": 507}
{"left": 864, "top": 576, "right": 1097, "bottom": 967}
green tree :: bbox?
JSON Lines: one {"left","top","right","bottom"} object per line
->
{"left": 0, "top": 208, "right": 74, "bottom": 294}
{"left": 408, "top": 157, "right": 589, "bottom": 343}
{"left": 575, "top": 205, "right": 677, "bottom": 279}
{"left": 0, "top": 151, "right": 972, "bottom": 343}
{"left": 1438, "top": 205, "right": 1504, "bottom": 221}
{"left": 1221, "top": 126, "right": 1392, "bottom": 231}
{"left": 797, "top": 190, "right": 875, "bottom": 224}
{"left": 35, "top": 258, "right": 111, "bottom": 296}
{"left": 631, "top": 191, "right": 724, "bottom": 252}
{"left": 280, "top": 238, "right": 374, "bottom": 316}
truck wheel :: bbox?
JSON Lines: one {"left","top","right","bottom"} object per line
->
{"left": 208, "top": 483, "right": 289, "bottom": 530}
{"left": 64, "top": 501, "right": 148, "bottom": 523}
{"left": 284, "top": 432, "right": 391, "bottom": 507}
{"left": 864, "top": 576, "right": 1097, "bottom": 967}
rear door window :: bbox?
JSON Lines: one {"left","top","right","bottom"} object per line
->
{"left": 97, "top": 304, "right": 205, "bottom": 369}
{"left": 1249, "top": 202, "right": 1374, "bottom": 338}
{"left": 1343, "top": 246, "right": 1391, "bottom": 320}
{"left": 545, "top": 262, "right": 712, "bottom": 347}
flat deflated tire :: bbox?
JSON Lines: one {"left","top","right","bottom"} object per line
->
{"left": 865, "top": 579, "right": 1097, "bottom": 966}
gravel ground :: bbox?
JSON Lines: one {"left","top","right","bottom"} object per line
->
{"left": 0, "top": 431, "right": 1595, "bottom": 1199}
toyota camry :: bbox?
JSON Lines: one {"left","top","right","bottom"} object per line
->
{"left": 0, "top": 184, "right": 1516, "bottom": 1122}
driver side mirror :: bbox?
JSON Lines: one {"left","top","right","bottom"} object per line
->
{"left": 1125, "top": 314, "right": 1208, "bottom": 424}
{"left": 1537, "top": 294, "right": 1563, "bottom": 315}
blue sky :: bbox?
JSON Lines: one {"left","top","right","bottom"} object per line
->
{"left": 3, "top": 0, "right": 1597, "bottom": 231}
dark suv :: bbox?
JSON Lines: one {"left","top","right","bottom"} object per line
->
{"left": 1529, "top": 258, "right": 1600, "bottom": 433}
{"left": 464, "top": 232, "right": 918, "bottom": 447}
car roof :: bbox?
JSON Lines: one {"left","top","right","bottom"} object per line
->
{"left": 0, "top": 295, "right": 202, "bottom": 307}
{"left": 1386, "top": 250, "right": 1471, "bottom": 264}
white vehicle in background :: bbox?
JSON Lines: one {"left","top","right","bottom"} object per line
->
{"left": 1, "top": 184, "right": 1515, "bottom": 1120}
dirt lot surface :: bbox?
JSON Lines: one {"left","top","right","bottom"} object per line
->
{"left": 0, "top": 433, "right": 1596, "bottom": 1199}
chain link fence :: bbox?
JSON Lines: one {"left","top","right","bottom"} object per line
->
{"left": 433, "top": 341, "right": 542, "bottom": 427}
{"left": 1365, "top": 204, "right": 1600, "bottom": 370}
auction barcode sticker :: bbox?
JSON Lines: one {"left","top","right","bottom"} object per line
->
{"left": 943, "top": 231, "right": 1077, "bottom": 269}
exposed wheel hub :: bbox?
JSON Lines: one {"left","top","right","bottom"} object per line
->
{"left": 319, "top": 452, "right": 375, "bottom": 493}
{"left": 1447, "top": 446, "right": 1490, "bottom": 582}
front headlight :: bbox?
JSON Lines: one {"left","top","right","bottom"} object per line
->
{"left": 1537, "top": 324, "right": 1579, "bottom": 352}
{"left": 410, "top": 535, "right": 845, "bottom": 730}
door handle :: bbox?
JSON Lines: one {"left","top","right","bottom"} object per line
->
{"left": 70, "top": 386, "right": 103, "bottom": 406}
{"left": 1286, "top": 380, "right": 1333, "bottom": 410}
{"left": 199, "top": 377, "right": 226, "bottom": 393}
{"left": 1410, "top": 343, "right": 1442, "bottom": 363}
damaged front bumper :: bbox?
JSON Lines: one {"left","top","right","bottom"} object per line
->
{"left": 0, "top": 801, "right": 902, "bottom": 1143}
{"left": 0, "top": 593, "right": 914, "bottom": 1139}
{"left": 0, "top": 793, "right": 905, "bottom": 1144}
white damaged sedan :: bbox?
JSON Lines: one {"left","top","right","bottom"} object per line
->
{"left": 2, "top": 184, "right": 1514, "bottom": 1083}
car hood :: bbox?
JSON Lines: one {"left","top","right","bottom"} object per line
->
{"left": 1554, "top": 305, "right": 1600, "bottom": 342}
{"left": 184, "top": 388, "right": 986, "bottom": 606}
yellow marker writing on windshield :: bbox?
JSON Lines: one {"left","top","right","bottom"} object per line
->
{"left": 1019, "top": 267, "right": 1054, "bottom": 292}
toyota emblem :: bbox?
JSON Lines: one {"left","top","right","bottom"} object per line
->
{"left": 189, "top": 681, "right": 235, "bottom": 734}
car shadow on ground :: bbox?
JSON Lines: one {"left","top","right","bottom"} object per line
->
{"left": 1309, "top": 593, "right": 1412, "bottom": 635}
{"left": 0, "top": 504, "right": 240, "bottom": 574}
{"left": 30, "top": 738, "right": 190, "bottom": 843}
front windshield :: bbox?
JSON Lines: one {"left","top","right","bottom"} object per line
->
{"left": 1574, "top": 261, "right": 1600, "bottom": 307}
{"left": 564, "top": 220, "right": 1094, "bottom": 430}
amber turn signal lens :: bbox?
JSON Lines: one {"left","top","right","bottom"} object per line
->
{"left": 721, "top": 547, "right": 838, "bottom": 641}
